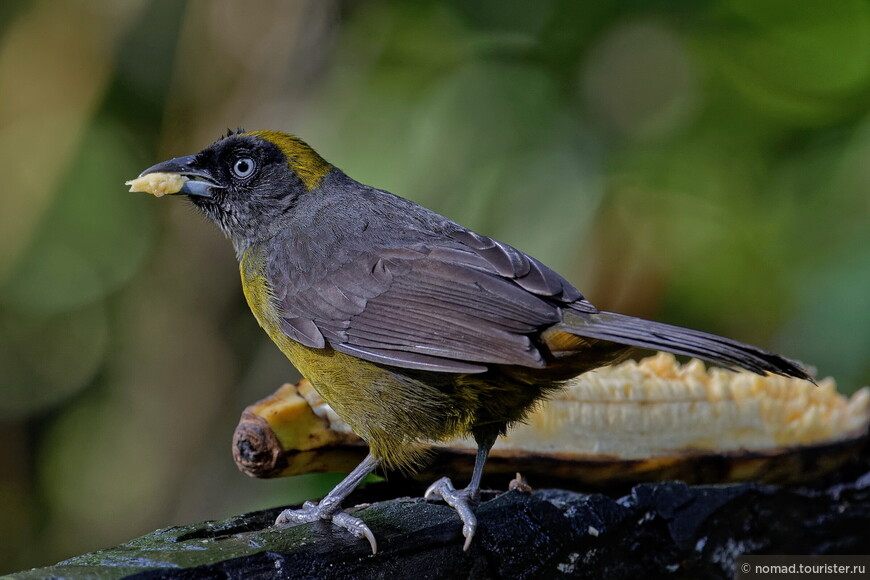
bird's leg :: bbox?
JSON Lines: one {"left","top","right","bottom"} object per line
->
{"left": 275, "top": 452, "right": 381, "bottom": 553}
{"left": 425, "top": 426, "right": 499, "bottom": 550}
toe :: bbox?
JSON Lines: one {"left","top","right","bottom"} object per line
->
{"left": 274, "top": 502, "right": 320, "bottom": 526}
{"left": 274, "top": 509, "right": 293, "bottom": 525}
{"left": 274, "top": 503, "right": 379, "bottom": 554}
{"left": 424, "top": 476, "right": 455, "bottom": 500}
{"left": 424, "top": 477, "right": 480, "bottom": 551}
{"left": 333, "top": 511, "right": 378, "bottom": 554}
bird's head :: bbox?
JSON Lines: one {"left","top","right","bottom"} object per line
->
{"left": 133, "top": 130, "right": 332, "bottom": 254}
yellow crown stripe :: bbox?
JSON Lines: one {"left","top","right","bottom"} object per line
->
{"left": 246, "top": 130, "right": 331, "bottom": 191}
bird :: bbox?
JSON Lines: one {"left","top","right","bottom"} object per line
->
{"left": 129, "top": 129, "right": 813, "bottom": 553}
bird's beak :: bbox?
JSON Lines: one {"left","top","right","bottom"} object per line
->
{"left": 138, "top": 155, "right": 224, "bottom": 198}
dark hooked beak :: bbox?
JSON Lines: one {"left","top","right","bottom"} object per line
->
{"left": 139, "top": 155, "right": 224, "bottom": 198}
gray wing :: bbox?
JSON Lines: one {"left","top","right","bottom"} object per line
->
{"left": 267, "top": 228, "right": 593, "bottom": 373}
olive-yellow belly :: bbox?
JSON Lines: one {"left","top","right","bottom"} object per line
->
{"left": 237, "top": 246, "right": 550, "bottom": 470}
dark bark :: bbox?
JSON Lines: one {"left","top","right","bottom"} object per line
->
{"left": 16, "top": 440, "right": 870, "bottom": 580}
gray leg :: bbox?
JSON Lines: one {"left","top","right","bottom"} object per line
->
{"left": 468, "top": 427, "right": 498, "bottom": 499}
{"left": 275, "top": 453, "right": 381, "bottom": 553}
{"left": 425, "top": 426, "right": 499, "bottom": 550}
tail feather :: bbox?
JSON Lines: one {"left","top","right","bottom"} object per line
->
{"left": 558, "top": 310, "right": 813, "bottom": 382}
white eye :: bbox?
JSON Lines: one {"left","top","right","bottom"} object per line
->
{"left": 232, "top": 157, "right": 255, "bottom": 179}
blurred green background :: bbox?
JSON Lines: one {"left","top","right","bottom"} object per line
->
{"left": 1, "top": 0, "right": 869, "bottom": 572}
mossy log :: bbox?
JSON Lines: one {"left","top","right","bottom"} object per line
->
{"left": 16, "top": 440, "right": 870, "bottom": 580}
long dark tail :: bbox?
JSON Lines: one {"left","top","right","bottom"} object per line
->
{"left": 558, "top": 310, "right": 813, "bottom": 382}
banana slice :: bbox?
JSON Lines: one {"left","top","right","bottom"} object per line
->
{"left": 233, "top": 353, "right": 869, "bottom": 486}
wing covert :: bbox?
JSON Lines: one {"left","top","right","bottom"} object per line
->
{"left": 268, "top": 229, "right": 592, "bottom": 373}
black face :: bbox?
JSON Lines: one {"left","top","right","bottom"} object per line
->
{"left": 145, "top": 134, "right": 309, "bottom": 253}
{"left": 191, "top": 135, "right": 307, "bottom": 239}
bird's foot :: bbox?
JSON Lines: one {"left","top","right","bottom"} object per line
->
{"left": 275, "top": 499, "right": 378, "bottom": 554}
{"left": 424, "top": 476, "right": 480, "bottom": 550}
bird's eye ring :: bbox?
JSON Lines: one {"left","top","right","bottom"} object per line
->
{"left": 232, "top": 157, "right": 256, "bottom": 179}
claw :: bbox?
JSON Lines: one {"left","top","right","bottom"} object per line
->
{"left": 275, "top": 502, "right": 378, "bottom": 554}
{"left": 463, "top": 528, "right": 474, "bottom": 552}
{"left": 362, "top": 525, "right": 378, "bottom": 554}
{"left": 333, "top": 511, "right": 378, "bottom": 554}
{"left": 425, "top": 476, "right": 479, "bottom": 551}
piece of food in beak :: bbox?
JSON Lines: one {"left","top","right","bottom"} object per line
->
{"left": 125, "top": 172, "right": 189, "bottom": 197}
